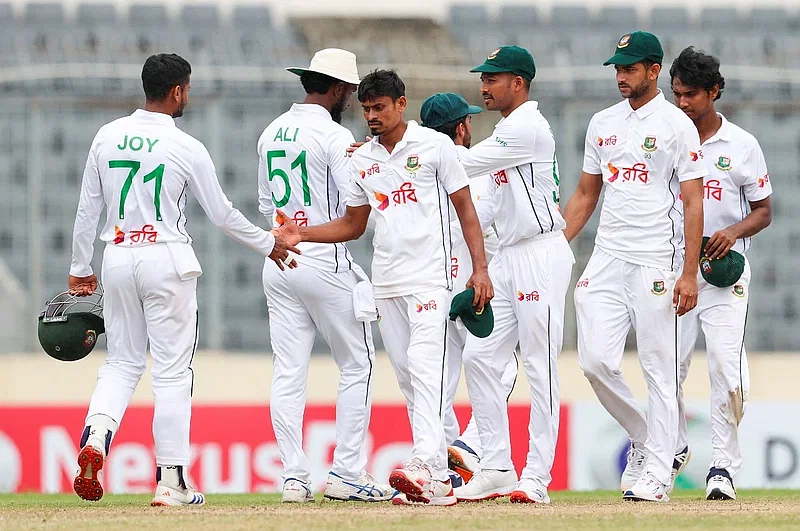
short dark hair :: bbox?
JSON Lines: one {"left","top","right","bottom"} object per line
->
{"left": 669, "top": 46, "right": 725, "bottom": 101}
{"left": 358, "top": 69, "right": 405, "bottom": 103}
{"left": 141, "top": 53, "right": 191, "bottom": 101}
{"left": 300, "top": 71, "right": 342, "bottom": 95}
{"left": 433, "top": 117, "right": 466, "bottom": 141}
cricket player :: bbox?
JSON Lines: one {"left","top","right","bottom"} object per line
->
{"left": 670, "top": 47, "right": 772, "bottom": 501}
{"left": 563, "top": 32, "right": 706, "bottom": 502}
{"left": 418, "top": 92, "right": 519, "bottom": 484}
{"left": 68, "top": 54, "right": 299, "bottom": 506}
{"left": 276, "top": 69, "right": 492, "bottom": 506}
{"left": 257, "top": 49, "right": 393, "bottom": 503}
{"left": 451, "top": 46, "right": 575, "bottom": 504}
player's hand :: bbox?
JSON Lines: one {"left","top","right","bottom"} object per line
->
{"left": 346, "top": 136, "right": 372, "bottom": 157}
{"left": 704, "top": 228, "right": 738, "bottom": 259}
{"left": 466, "top": 267, "right": 493, "bottom": 313}
{"left": 269, "top": 209, "right": 302, "bottom": 271}
{"left": 673, "top": 272, "right": 698, "bottom": 316}
{"left": 68, "top": 274, "right": 98, "bottom": 296}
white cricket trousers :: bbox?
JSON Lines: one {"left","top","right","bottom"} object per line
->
{"left": 377, "top": 288, "right": 450, "bottom": 481}
{"left": 87, "top": 243, "right": 199, "bottom": 466}
{"left": 575, "top": 247, "right": 680, "bottom": 485}
{"left": 443, "top": 233, "right": 518, "bottom": 452}
{"left": 263, "top": 262, "right": 375, "bottom": 484}
{"left": 677, "top": 260, "right": 751, "bottom": 477}
{"left": 463, "top": 231, "right": 574, "bottom": 485}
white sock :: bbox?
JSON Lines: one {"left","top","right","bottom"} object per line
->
{"left": 157, "top": 465, "right": 186, "bottom": 489}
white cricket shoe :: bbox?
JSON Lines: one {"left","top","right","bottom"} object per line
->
{"left": 666, "top": 446, "right": 691, "bottom": 494}
{"left": 623, "top": 472, "right": 669, "bottom": 502}
{"left": 281, "top": 478, "right": 314, "bottom": 503}
{"left": 323, "top": 471, "right": 395, "bottom": 502}
{"left": 448, "top": 444, "right": 481, "bottom": 483}
{"left": 706, "top": 468, "right": 736, "bottom": 500}
{"left": 453, "top": 469, "right": 517, "bottom": 502}
{"left": 73, "top": 444, "right": 105, "bottom": 502}
{"left": 391, "top": 493, "right": 425, "bottom": 506}
{"left": 151, "top": 482, "right": 206, "bottom": 506}
{"left": 620, "top": 443, "right": 647, "bottom": 492}
{"left": 389, "top": 459, "right": 456, "bottom": 506}
{"left": 510, "top": 477, "right": 551, "bottom": 504}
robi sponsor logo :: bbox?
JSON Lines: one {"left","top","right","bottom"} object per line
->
{"left": 607, "top": 162, "right": 649, "bottom": 184}
{"left": 517, "top": 290, "right": 539, "bottom": 302}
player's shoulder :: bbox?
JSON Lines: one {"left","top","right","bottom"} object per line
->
{"left": 721, "top": 117, "right": 761, "bottom": 151}
{"left": 659, "top": 100, "right": 696, "bottom": 130}
{"left": 591, "top": 100, "right": 630, "bottom": 123}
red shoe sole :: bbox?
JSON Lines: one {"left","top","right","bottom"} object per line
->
{"left": 389, "top": 471, "right": 429, "bottom": 504}
{"left": 510, "top": 491, "right": 538, "bottom": 504}
{"left": 447, "top": 448, "right": 474, "bottom": 483}
{"left": 73, "top": 446, "right": 104, "bottom": 502}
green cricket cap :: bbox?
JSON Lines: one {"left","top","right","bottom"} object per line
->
{"left": 700, "top": 236, "right": 745, "bottom": 288}
{"left": 449, "top": 287, "right": 494, "bottom": 339}
{"left": 420, "top": 92, "right": 482, "bottom": 129}
{"left": 604, "top": 31, "right": 664, "bottom": 66}
{"left": 470, "top": 46, "right": 536, "bottom": 82}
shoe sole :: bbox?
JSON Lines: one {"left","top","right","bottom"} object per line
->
{"left": 389, "top": 471, "right": 429, "bottom": 503}
{"left": 706, "top": 488, "right": 735, "bottom": 501}
{"left": 323, "top": 493, "right": 393, "bottom": 502}
{"left": 73, "top": 446, "right": 104, "bottom": 502}
{"left": 457, "top": 485, "right": 516, "bottom": 502}
{"left": 623, "top": 494, "right": 668, "bottom": 502}
{"left": 510, "top": 491, "right": 550, "bottom": 504}
{"left": 447, "top": 448, "right": 476, "bottom": 483}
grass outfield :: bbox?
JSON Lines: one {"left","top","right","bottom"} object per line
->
{"left": 1, "top": 491, "right": 800, "bottom": 530}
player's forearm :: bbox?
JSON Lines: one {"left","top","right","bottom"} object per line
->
{"left": 563, "top": 191, "right": 598, "bottom": 243}
{"left": 456, "top": 208, "right": 489, "bottom": 271}
{"left": 300, "top": 216, "right": 363, "bottom": 244}
{"left": 682, "top": 198, "right": 703, "bottom": 275}
{"left": 727, "top": 206, "right": 771, "bottom": 240}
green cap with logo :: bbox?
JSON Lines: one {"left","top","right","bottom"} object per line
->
{"left": 449, "top": 287, "right": 494, "bottom": 338}
{"left": 420, "top": 93, "right": 482, "bottom": 129}
{"left": 470, "top": 46, "right": 536, "bottom": 82}
{"left": 604, "top": 31, "right": 664, "bottom": 66}
{"left": 699, "top": 236, "right": 745, "bottom": 288}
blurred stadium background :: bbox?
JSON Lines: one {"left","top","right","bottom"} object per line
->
{"left": 1, "top": 0, "right": 799, "bottom": 496}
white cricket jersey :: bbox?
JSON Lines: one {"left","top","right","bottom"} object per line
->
{"left": 458, "top": 101, "right": 566, "bottom": 248}
{"left": 453, "top": 144, "right": 499, "bottom": 251}
{"left": 698, "top": 114, "right": 772, "bottom": 255}
{"left": 583, "top": 90, "right": 707, "bottom": 271}
{"left": 257, "top": 104, "right": 356, "bottom": 272}
{"left": 346, "top": 121, "right": 470, "bottom": 298}
{"left": 70, "top": 109, "right": 275, "bottom": 277}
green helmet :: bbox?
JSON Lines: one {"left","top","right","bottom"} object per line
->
{"left": 38, "top": 287, "right": 105, "bottom": 362}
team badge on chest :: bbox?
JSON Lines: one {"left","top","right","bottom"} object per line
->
{"left": 715, "top": 156, "right": 732, "bottom": 171}
{"left": 404, "top": 155, "right": 421, "bottom": 172}
{"left": 642, "top": 136, "right": 657, "bottom": 152}
{"left": 733, "top": 284, "right": 745, "bottom": 298}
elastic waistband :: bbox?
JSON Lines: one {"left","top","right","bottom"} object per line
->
{"left": 502, "top": 230, "right": 565, "bottom": 250}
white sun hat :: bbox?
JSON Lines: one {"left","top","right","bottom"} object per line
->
{"left": 286, "top": 48, "right": 360, "bottom": 85}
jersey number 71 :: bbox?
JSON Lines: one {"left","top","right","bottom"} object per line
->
{"left": 109, "top": 159, "right": 165, "bottom": 221}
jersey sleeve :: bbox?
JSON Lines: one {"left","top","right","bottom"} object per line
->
{"left": 581, "top": 115, "right": 602, "bottom": 175}
{"left": 439, "top": 138, "right": 470, "bottom": 194}
{"left": 256, "top": 136, "right": 275, "bottom": 227}
{"left": 458, "top": 119, "right": 536, "bottom": 178}
{"left": 345, "top": 162, "right": 370, "bottom": 207}
{"left": 69, "top": 138, "right": 105, "bottom": 277}
{"left": 741, "top": 141, "right": 772, "bottom": 202}
{"left": 675, "top": 119, "right": 708, "bottom": 182}
{"left": 328, "top": 128, "right": 358, "bottom": 194}
{"left": 189, "top": 142, "right": 275, "bottom": 256}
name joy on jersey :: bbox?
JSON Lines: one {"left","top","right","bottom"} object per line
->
{"left": 117, "top": 135, "right": 160, "bottom": 153}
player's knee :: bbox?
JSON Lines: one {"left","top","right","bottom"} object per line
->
{"left": 580, "top": 356, "right": 616, "bottom": 383}
{"left": 462, "top": 348, "right": 488, "bottom": 372}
